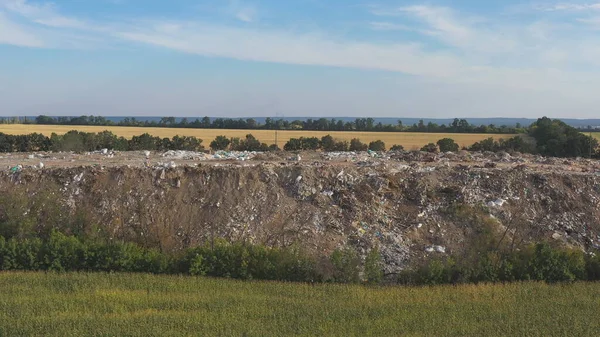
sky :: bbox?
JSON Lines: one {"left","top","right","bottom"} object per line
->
{"left": 1, "top": 0, "right": 600, "bottom": 118}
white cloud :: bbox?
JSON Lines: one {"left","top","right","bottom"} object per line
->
{"left": 369, "top": 21, "right": 413, "bottom": 31}
{"left": 535, "top": 2, "right": 600, "bottom": 11}
{"left": 227, "top": 0, "right": 257, "bottom": 23}
{"left": 115, "top": 22, "right": 465, "bottom": 79}
{"left": 1, "top": 0, "right": 87, "bottom": 29}
{"left": 3, "top": 1, "right": 600, "bottom": 117}
{"left": 0, "top": 11, "right": 43, "bottom": 47}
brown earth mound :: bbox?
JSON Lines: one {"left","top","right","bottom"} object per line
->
{"left": 1, "top": 150, "right": 600, "bottom": 276}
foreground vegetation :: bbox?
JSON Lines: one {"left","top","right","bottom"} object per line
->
{"left": 1, "top": 230, "right": 599, "bottom": 285}
{"left": 0, "top": 272, "right": 598, "bottom": 336}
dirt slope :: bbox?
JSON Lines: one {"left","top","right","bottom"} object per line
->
{"left": 2, "top": 150, "right": 600, "bottom": 275}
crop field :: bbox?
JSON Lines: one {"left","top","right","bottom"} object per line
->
{"left": 0, "top": 272, "right": 599, "bottom": 336}
{"left": 590, "top": 132, "right": 600, "bottom": 141}
{"left": 0, "top": 124, "right": 514, "bottom": 149}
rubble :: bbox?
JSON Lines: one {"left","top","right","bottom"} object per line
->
{"left": 1, "top": 150, "right": 600, "bottom": 276}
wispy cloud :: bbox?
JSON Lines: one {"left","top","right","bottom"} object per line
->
{"left": 1, "top": 0, "right": 87, "bottom": 29}
{"left": 369, "top": 21, "right": 413, "bottom": 31}
{"left": 2, "top": 0, "right": 600, "bottom": 100}
{"left": 535, "top": 2, "right": 600, "bottom": 11}
{"left": 0, "top": 11, "right": 43, "bottom": 47}
{"left": 227, "top": 0, "right": 258, "bottom": 23}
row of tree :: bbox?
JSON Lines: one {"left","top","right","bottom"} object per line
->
{"left": 465, "top": 118, "right": 598, "bottom": 158}
{"left": 13, "top": 115, "right": 522, "bottom": 133}
{"left": 0, "top": 231, "right": 383, "bottom": 284}
{"left": 0, "top": 118, "right": 598, "bottom": 158}
{"left": 282, "top": 135, "right": 389, "bottom": 152}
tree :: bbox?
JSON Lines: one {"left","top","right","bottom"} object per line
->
{"left": 320, "top": 135, "right": 336, "bottom": 151}
{"left": 468, "top": 138, "right": 498, "bottom": 152}
{"left": 237, "top": 134, "right": 262, "bottom": 151}
{"left": 390, "top": 144, "right": 404, "bottom": 151}
{"left": 284, "top": 138, "right": 302, "bottom": 151}
{"left": 349, "top": 138, "right": 368, "bottom": 151}
{"left": 421, "top": 143, "right": 438, "bottom": 153}
{"left": 333, "top": 141, "right": 349, "bottom": 151}
{"left": 300, "top": 137, "right": 320, "bottom": 150}
{"left": 210, "top": 136, "right": 231, "bottom": 151}
{"left": 129, "top": 133, "right": 160, "bottom": 151}
{"left": 437, "top": 138, "right": 459, "bottom": 152}
{"left": 368, "top": 140, "right": 386, "bottom": 152}
{"left": 364, "top": 247, "right": 383, "bottom": 284}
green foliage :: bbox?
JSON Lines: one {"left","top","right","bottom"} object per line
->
{"left": 406, "top": 243, "right": 599, "bottom": 285}
{"left": 368, "top": 140, "right": 386, "bottom": 152}
{"left": 284, "top": 138, "right": 302, "bottom": 151}
{"left": 390, "top": 144, "right": 405, "bottom": 151}
{"left": 437, "top": 138, "right": 459, "bottom": 152}
{"left": 349, "top": 138, "right": 368, "bottom": 152}
{"left": 364, "top": 246, "right": 383, "bottom": 284}
{"left": 330, "top": 247, "right": 361, "bottom": 283}
{"left": 420, "top": 143, "right": 438, "bottom": 153}
{"left": 210, "top": 135, "right": 231, "bottom": 151}
{"left": 530, "top": 117, "right": 598, "bottom": 158}
{"left": 185, "top": 241, "right": 318, "bottom": 282}
{"left": 320, "top": 135, "right": 336, "bottom": 151}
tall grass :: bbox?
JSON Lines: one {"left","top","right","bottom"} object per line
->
{"left": 0, "top": 272, "right": 598, "bottom": 336}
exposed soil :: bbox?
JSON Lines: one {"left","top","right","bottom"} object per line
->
{"left": 2, "top": 150, "right": 600, "bottom": 276}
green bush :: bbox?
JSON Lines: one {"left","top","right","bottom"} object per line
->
{"left": 420, "top": 143, "right": 438, "bottom": 153}
{"left": 364, "top": 247, "right": 383, "bottom": 284}
{"left": 368, "top": 140, "right": 386, "bottom": 152}
{"left": 330, "top": 247, "right": 360, "bottom": 283}
{"left": 437, "top": 138, "right": 459, "bottom": 152}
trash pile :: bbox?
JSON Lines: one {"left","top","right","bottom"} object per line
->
{"left": 2, "top": 150, "right": 600, "bottom": 276}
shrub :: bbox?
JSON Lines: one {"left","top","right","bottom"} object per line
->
{"left": 330, "top": 247, "right": 361, "bottom": 283}
{"left": 364, "top": 247, "right": 383, "bottom": 284}
{"left": 390, "top": 145, "right": 404, "bottom": 151}
{"left": 421, "top": 143, "right": 438, "bottom": 153}
{"left": 349, "top": 139, "right": 368, "bottom": 152}
{"left": 284, "top": 138, "right": 302, "bottom": 151}
{"left": 437, "top": 138, "right": 459, "bottom": 152}
{"left": 368, "top": 140, "right": 386, "bottom": 152}
{"left": 320, "top": 135, "right": 336, "bottom": 151}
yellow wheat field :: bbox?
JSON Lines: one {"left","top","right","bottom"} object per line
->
{"left": 0, "top": 124, "right": 515, "bottom": 149}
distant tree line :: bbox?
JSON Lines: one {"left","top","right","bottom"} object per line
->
{"left": 0, "top": 131, "right": 206, "bottom": 153}
{"left": 12, "top": 115, "right": 523, "bottom": 134}
{"left": 0, "top": 117, "right": 598, "bottom": 158}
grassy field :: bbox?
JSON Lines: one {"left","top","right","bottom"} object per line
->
{"left": 0, "top": 272, "right": 598, "bottom": 336}
{"left": 0, "top": 124, "right": 514, "bottom": 149}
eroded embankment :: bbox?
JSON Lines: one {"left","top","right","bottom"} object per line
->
{"left": 2, "top": 162, "right": 600, "bottom": 275}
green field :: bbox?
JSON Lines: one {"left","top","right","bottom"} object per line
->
{"left": 0, "top": 272, "right": 598, "bottom": 336}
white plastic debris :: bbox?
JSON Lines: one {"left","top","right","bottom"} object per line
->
{"left": 73, "top": 172, "right": 84, "bottom": 182}
{"left": 425, "top": 245, "right": 446, "bottom": 253}
{"left": 487, "top": 198, "right": 507, "bottom": 208}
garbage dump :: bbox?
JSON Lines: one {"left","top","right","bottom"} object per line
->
{"left": 1, "top": 149, "right": 600, "bottom": 277}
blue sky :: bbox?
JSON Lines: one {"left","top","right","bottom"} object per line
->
{"left": 1, "top": 0, "right": 600, "bottom": 118}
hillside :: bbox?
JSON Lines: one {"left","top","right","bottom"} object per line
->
{"left": 2, "top": 150, "right": 599, "bottom": 277}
